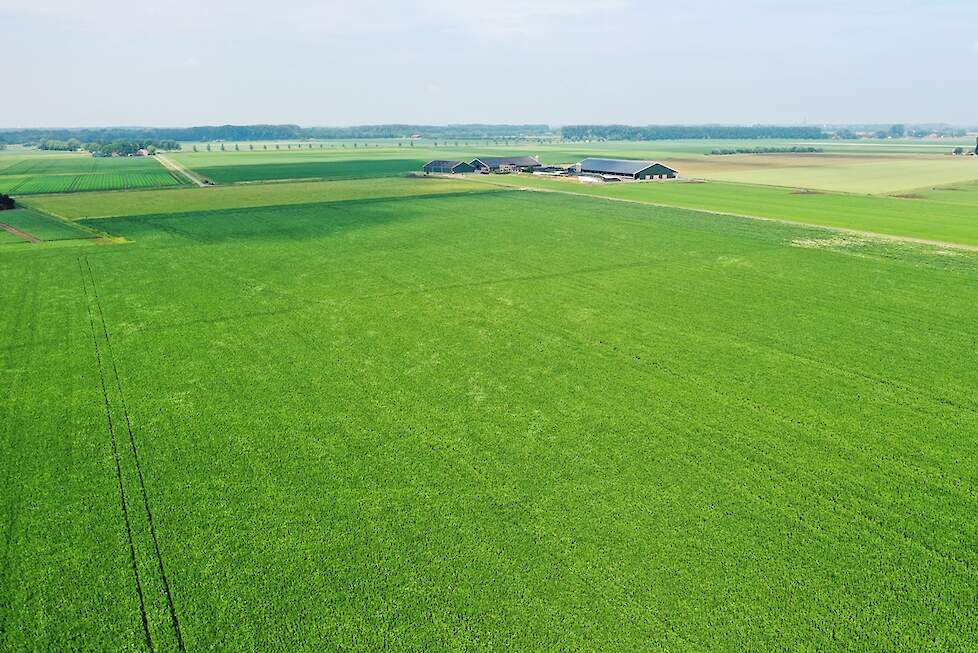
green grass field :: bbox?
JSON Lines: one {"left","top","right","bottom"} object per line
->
{"left": 23, "top": 177, "right": 497, "bottom": 219}
{"left": 0, "top": 151, "right": 187, "bottom": 195}
{"left": 4, "top": 185, "right": 978, "bottom": 650}
{"left": 476, "top": 174, "right": 978, "bottom": 247}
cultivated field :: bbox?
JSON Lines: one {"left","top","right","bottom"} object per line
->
{"left": 0, "top": 150, "right": 186, "bottom": 194}
{"left": 160, "top": 139, "right": 978, "bottom": 194}
{"left": 3, "top": 140, "right": 978, "bottom": 651}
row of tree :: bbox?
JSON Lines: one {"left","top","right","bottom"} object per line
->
{"left": 38, "top": 139, "right": 84, "bottom": 151}
{"left": 709, "top": 146, "right": 823, "bottom": 155}
{"left": 0, "top": 124, "right": 555, "bottom": 145}
{"left": 35, "top": 138, "right": 181, "bottom": 155}
{"left": 561, "top": 125, "right": 828, "bottom": 141}
{"left": 87, "top": 139, "right": 181, "bottom": 156}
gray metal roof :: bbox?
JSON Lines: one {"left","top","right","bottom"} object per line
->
{"left": 471, "top": 156, "right": 541, "bottom": 168}
{"left": 423, "top": 160, "right": 464, "bottom": 168}
{"left": 579, "top": 158, "right": 676, "bottom": 175}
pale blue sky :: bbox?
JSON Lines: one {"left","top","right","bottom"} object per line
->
{"left": 2, "top": 0, "right": 976, "bottom": 127}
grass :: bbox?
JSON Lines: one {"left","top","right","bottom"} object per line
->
{"left": 4, "top": 188, "right": 978, "bottom": 650}
{"left": 914, "top": 180, "right": 978, "bottom": 206}
{"left": 23, "top": 176, "right": 499, "bottom": 220}
{"left": 0, "top": 152, "right": 186, "bottom": 195}
{"left": 475, "top": 174, "right": 978, "bottom": 247}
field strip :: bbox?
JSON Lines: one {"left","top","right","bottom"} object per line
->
{"left": 471, "top": 179, "right": 978, "bottom": 252}
{"left": 80, "top": 258, "right": 185, "bottom": 651}
{"left": 0, "top": 223, "right": 41, "bottom": 243}
{"left": 156, "top": 153, "right": 208, "bottom": 187}
{"left": 79, "top": 258, "right": 153, "bottom": 650}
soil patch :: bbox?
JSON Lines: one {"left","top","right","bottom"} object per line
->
{"left": 0, "top": 223, "right": 41, "bottom": 243}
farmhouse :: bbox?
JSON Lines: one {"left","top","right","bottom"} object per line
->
{"left": 422, "top": 160, "right": 476, "bottom": 174}
{"left": 579, "top": 158, "right": 678, "bottom": 180}
{"left": 470, "top": 156, "right": 542, "bottom": 172}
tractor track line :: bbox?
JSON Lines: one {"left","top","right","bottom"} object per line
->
{"left": 79, "top": 258, "right": 154, "bottom": 653}
{"left": 84, "top": 257, "right": 186, "bottom": 652}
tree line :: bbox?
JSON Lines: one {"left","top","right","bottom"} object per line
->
{"left": 1, "top": 124, "right": 555, "bottom": 145}
{"left": 708, "top": 146, "right": 823, "bottom": 155}
{"left": 37, "top": 138, "right": 181, "bottom": 155}
{"left": 561, "top": 125, "right": 828, "bottom": 141}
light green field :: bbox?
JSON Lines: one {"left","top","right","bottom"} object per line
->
{"left": 915, "top": 180, "right": 978, "bottom": 206}
{"left": 23, "top": 176, "right": 497, "bottom": 220}
{"left": 475, "top": 174, "right": 978, "bottom": 247}
{"left": 677, "top": 154, "right": 978, "bottom": 194}
{"left": 4, "top": 188, "right": 978, "bottom": 650}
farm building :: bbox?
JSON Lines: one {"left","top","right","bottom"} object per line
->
{"left": 579, "top": 158, "right": 678, "bottom": 180}
{"left": 470, "top": 156, "right": 542, "bottom": 172}
{"left": 422, "top": 160, "right": 476, "bottom": 174}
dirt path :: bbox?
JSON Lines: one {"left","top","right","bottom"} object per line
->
{"left": 155, "top": 154, "right": 208, "bottom": 187}
{"left": 0, "top": 223, "right": 41, "bottom": 243}
{"left": 468, "top": 177, "right": 978, "bottom": 253}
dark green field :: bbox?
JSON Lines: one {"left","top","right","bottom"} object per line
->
{"left": 0, "top": 153, "right": 186, "bottom": 194}
{"left": 3, "top": 185, "right": 978, "bottom": 650}
{"left": 174, "top": 155, "right": 427, "bottom": 183}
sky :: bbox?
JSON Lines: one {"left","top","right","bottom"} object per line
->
{"left": 2, "top": 0, "right": 977, "bottom": 128}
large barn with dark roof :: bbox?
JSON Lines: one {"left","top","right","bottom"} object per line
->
{"left": 579, "top": 158, "right": 678, "bottom": 180}
{"left": 422, "top": 160, "right": 476, "bottom": 174}
{"left": 470, "top": 156, "right": 542, "bottom": 172}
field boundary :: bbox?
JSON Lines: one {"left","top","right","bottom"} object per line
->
{"left": 468, "top": 177, "right": 978, "bottom": 252}
{"left": 0, "top": 223, "right": 41, "bottom": 243}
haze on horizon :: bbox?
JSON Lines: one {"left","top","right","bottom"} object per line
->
{"left": 2, "top": 0, "right": 977, "bottom": 129}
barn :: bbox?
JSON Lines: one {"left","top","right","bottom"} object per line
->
{"left": 470, "top": 156, "right": 542, "bottom": 172}
{"left": 422, "top": 160, "right": 476, "bottom": 174}
{"left": 579, "top": 158, "right": 678, "bottom": 180}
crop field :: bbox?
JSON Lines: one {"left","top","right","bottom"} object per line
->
{"left": 23, "top": 176, "right": 497, "bottom": 220}
{"left": 0, "top": 208, "right": 93, "bottom": 244}
{"left": 474, "top": 174, "right": 978, "bottom": 247}
{"left": 4, "top": 175, "right": 978, "bottom": 651}
{"left": 0, "top": 152, "right": 187, "bottom": 195}
{"left": 170, "top": 150, "right": 428, "bottom": 183}
{"left": 163, "top": 140, "right": 978, "bottom": 194}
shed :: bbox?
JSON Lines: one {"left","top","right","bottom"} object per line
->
{"left": 422, "top": 160, "right": 476, "bottom": 174}
{"left": 470, "top": 156, "right": 542, "bottom": 172}
{"left": 579, "top": 158, "right": 678, "bottom": 180}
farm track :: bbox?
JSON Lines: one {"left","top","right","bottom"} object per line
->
{"left": 0, "top": 223, "right": 41, "bottom": 243}
{"left": 476, "top": 179, "right": 978, "bottom": 252}
{"left": 80, "top": 258, "right": 185, "bottom": 652}
{"left": 155, "top": 154, "right": 207, "bottom": 188}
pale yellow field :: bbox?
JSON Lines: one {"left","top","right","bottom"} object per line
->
{"left": 671, "top": 153, "right": 978, "bottom": 194}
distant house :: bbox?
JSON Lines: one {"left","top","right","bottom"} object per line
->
{"left": 135, "top": 148, "right": 149, "bottom": 156}
{"left": 579, "top": 158, "right": 678, "bottom": 180}
{"left": 422, "top": 160, "right": 476, "bottom": 174}
{"left": 470, "top": 156, "right": 542, "bottom": 172}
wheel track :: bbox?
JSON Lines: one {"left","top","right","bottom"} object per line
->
{"left": 78, "top": 257, "right": 154, "bottom": 652}
{"left": 83, "top": 257, "right": 186, "bottom": 652}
